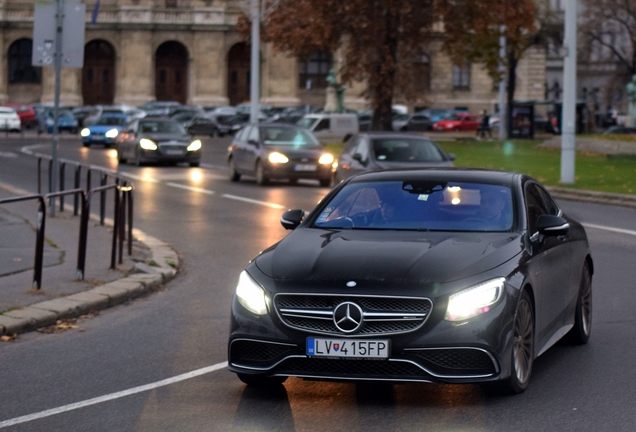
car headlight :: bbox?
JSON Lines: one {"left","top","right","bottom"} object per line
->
{"left": 268, "top": 151, "right": 289, "bottom": 164}
{"left": 105, "top": 129, "right": 119, "bottom": 138}
{"left": 235, "top": 271, "right": 268, "bottom": 315}
{"left": 139, "top": 138, "right": 157, "bottom": 150}
{"left": 445, "top": 277, "right": 505, "bottom": 321}
{"left": 187, "top": 139, "right": 202, "bottom": 151}
{"left": 80, "top": 128, "right": 91, "bottom": 137}
{"left": 319, "top": 153, "right": 334, "bottom": 165}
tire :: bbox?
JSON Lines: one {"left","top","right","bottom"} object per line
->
{"left": 566, "top": 262, "right": 592, "bottom": 344}
{"left": 483, "top": 290, "right": 534, "bottom": 395}
{"left": 454, "top": 127, "right": 460, "bottom": 132}
{"left": 237, "top": 373, "right": 288, "bottom": 387}
{"left": 209, "top": 128, "right": 219, "bottom": 138}
{"left": 319, "top": 177, "right": 331, "bottom": 187}
{"left": 228, "top": 158, "right": 241, "bottom": 182}
{"left": 134, "top": 149, "right": 143, "bottom": 166}
{"left": 117, "top": 151, "right": 127, "bottom": 164}
{"left": 83, "top": 142, "right": 90, "bottom": 148}
{"left": 189, "top": 161, "right": 201, "bottom": 167}
{"left": 255, "top": 160, "right": 269, "bottom": 186}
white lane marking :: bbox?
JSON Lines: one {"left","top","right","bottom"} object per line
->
{"left": 222, "top": 193, "right": 287, "bottom": 209}
{"left": 582, "top": 223, "right": 636, "bottom": 237}
{"left": 0, "top": 152, "right": 17, "bottom": 158}
{"left": 0, "top": 362, "right": 228, "bottom": 429}
{"left": 166, "top": 182, "right": 214, "bottom": 194}
{"left": 117, "top": 172, "right": 160, "bottom": 183}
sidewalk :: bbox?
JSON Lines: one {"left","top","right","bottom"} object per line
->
{"left": 0, "top": 182, "right": 180, "bottom": 336}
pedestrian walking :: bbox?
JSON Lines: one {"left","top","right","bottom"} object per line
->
{"left": 477, "top": 109, "right": 492, "bottom": 140}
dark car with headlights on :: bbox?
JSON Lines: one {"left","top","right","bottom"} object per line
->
{"left": 228, "top": 168, "right": 593, "bottom": 394}
{"left": 334, "top": 133, "right": 455, "bottom": 183}
{"left": 116, "top": 117, "right": 202, "bottom": 167}
{"left": 228, "top": 123, "right": 334, "bottom": 186}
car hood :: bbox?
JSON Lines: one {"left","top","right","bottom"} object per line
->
{"left": 89, "top": 125, "right": 123, "bottom": 132}
{"left": 255, "top": 228, "right": 523, "bottom": 285}
{"left": 142, "top": 133, "right": 191, "bottom": 144}
{"left": 373, "top": 160, "right": 454, "bottom": 169}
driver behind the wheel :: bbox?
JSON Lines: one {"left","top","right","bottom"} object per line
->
{"left": 479, "top": 188, "right": 510, "bottom": 227}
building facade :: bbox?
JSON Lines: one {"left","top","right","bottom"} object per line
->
{"left": 1, "top": 0, "right": 547, "bottom": 114}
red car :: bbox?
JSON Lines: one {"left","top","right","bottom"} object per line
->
{"left": 3, "top": 103, "right": 39, "bottom": 129}
{"left": 433, "top": 113, "right": 479, "bottom": 131}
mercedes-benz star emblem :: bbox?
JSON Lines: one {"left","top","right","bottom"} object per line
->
{"left": 333, "top": 302, "right": 363, "bottom": 333}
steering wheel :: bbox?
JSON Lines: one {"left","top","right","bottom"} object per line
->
{"left": 343, "top": 217, "right": 355, "bottom": 227}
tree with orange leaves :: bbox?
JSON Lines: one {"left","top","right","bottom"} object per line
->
{"left": 239, "top": 0, "right": 538, "bottom": 131}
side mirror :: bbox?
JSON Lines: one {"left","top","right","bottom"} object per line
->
{"left": 447, "top": 153, "right": 456, "bottom": 161}
{"left": 352, "top": 153, "right": 367, "bottom": 165}
{"left": 537, "top": 214, "right": 569, "bottom": 237}
{"left": 248, "top": 139, "right": 259, "bottom": 146}
{"left": 281, "top": 209, "right": 305, "bottom": 230}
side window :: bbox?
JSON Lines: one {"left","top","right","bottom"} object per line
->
{"left": 342, "top": 136, "right": 359, "bottom": 155}
{"left": 314, "top": 118, "right": 330, "bottom": 132}
{"left": 536, "top": 186, "right": 560, "bottom": 216}
{"left": 525, "top": 184, "right": 550, "bottom": 234}
{"left": 248, "top": 126, "right": 260, "bottom": 142}
{"left": 238, "top": 126, "right": 251, "bottom": 141}
{"left": 354, "top": 138, "right": 369, "bottom": 162}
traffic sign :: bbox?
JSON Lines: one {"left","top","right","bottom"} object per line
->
{"left": 32, "top": 3, "right": 86, "bottom": 68}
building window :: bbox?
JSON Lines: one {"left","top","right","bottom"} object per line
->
{"left": 8, "top": 39, "right": 42, "bottom": 84}
{"left": 451, "top": 63, "right": 471, "bottom": 90}
{"left": 298, "top": 51, "right": 331, "bottom": 90}
{"left": 165, "top": 0, "right": 178, "bottom": 7}
{"left": 414, "top": 54, "right": 430, "bottom": 93}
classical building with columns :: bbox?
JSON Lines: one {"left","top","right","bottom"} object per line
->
{"left": 1, "top": 0, "right": 547, "bottom": 114}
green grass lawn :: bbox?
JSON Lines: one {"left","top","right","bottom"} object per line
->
{"left": 325, "top": 139, "right": 636, "bottom": 195}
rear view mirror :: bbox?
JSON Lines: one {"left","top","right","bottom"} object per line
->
{"left": 537, "top": 215, "right": 570, "bottom": 237}
{"left": 352, "top": 153, "right": 367, "bottom": 165}
{"left": 281, "top": 209, "right": 305, "bottom": 230}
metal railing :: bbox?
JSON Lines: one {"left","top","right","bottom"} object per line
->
{"left": 0, "top": 155, "right": 134, "bottom": 289}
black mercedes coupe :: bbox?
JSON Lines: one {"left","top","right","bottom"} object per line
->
{"left": 227, "top": 168, "right": 593, "bottom": 395}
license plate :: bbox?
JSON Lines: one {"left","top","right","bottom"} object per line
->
{"left": 165, "top": 149, "right": 184, "bottom": 155}
{"left": 307, "top": 337, "right": 389, "bottom": 359}
{"left": 93, "top": 136, "right": 103, "bottom": 140}
{"left": 295, "top": 164, "right": 317, "bottom": 171}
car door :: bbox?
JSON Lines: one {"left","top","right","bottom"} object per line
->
{"left": 410, "top": 114, "right": 432, "bottom": 131}
{"left": 232, "top": 126, "right": 251, "bottom": 171}
{"left": 525, "top": 182, "right": 573, "bottom": 349}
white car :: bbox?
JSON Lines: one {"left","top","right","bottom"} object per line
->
{"left": 0, "top": 106, "right": 22, "bottom": 132}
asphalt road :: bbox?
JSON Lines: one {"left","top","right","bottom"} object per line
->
{"left": 1, "top": 136, "right": 636, "bottom": 431}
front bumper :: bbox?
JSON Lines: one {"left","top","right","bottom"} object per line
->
{"left": 138, "top": 148, "right": 201, "bottom": 164}
{"left": 228, "top": 289, "right": 515, "bottom": 385}
{"left": 264, "top": 162, "right": 333, "bottom": 181}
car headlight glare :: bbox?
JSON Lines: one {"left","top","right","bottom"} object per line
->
{"left": 268, "top": 152, "right": 289, "bottom": 164}
{"left": 236, "top": 271, "right": 268, "bottom": 315}
{"left": 445, "top": 277, "right": 505, "bottom": 321}
{"left": 187, "top": 139, "right": 202, "bottom": 151}
{"left": 319, "top": 153, "right": 334, "bottom": 165}
{"left": 139, "top": 138, "right": 157, "bottom": 150}
{"left": 80, "top": 128, "right": 91, "bottom": 137}
{"left": 105, "top": 128, "right": 119, "bottom": 138}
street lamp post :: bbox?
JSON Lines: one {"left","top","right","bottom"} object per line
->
{"left": 561, "top": 0, "right": 577, "bottom": 185}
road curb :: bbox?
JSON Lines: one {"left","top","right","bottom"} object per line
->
{"left": 547, "top": 187, "right": 636, "bottom": 209}
{"left": 0, "top": 229, "right": 179, "bottom": 337}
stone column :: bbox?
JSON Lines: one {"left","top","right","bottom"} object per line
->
{"left": 261, "top": 43, "right": 301, "bottom": 107}
{"left": 190, "top": 30, "right": 229, "bottom": 106}
{"left": 114, "top": 30, "right": 153, "bottom": 105}
{"left": 41, "top": 67, "right": 83, "bottom": 106}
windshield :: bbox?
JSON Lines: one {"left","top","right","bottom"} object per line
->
{"left": 261, "top": 126, "right": 320, "bottom": 146}
{"left": 297, "top": 117, "right": 318, "bottom": 129}
{"left": 372, "top": 138, "right": 445, "bottom": 162}
{"left": 95, "top": 117, "right": 126, "bottom": 126}
{"left": 314, "top": 180, "right": 513, "bottom": 231}
{"left": 138, "top": 121, "right": 186, "bottom": 134}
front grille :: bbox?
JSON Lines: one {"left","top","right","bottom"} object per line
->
{"left": 276, "top": 358, "right": 430, "bottom": 380}
{"left": 406, "top": 348, "right": 498, "bottom": 376}
{"left": 230, "top": 339, "right": 302, "bottom": 367}
{"left": 274, "top": 294, "right": 432, "bottom": 336}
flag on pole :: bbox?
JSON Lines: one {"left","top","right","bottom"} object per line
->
{"left": 91, "top": 0, "right": 100, "bottom": 24}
